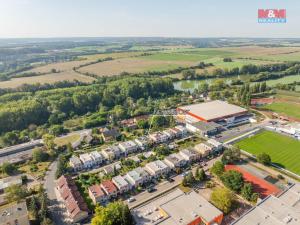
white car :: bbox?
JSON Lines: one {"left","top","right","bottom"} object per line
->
{"left": 127, "top": 197, "right": 135, "bottom": 203}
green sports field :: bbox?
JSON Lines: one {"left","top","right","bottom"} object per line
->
{"left": 235, "top": 130, "right": 300, "bottom": 175}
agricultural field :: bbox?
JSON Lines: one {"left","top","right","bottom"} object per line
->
{"left": 0, "top": 71, "right": 95, "bottom": 88}
{"left": 258, "top": 90, "right": 300, "bottom": 120}
{"left": 78, "top": 57, "right": 195, "bottom": 77}
{"left": 1, "top": 45, "right": 300, "bottom": 87}
{"left": 235, "top": 130, "right": 300, "bottom": 175}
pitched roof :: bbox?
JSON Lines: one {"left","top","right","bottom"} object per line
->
{"left": 101, "top": 180, "right": 118, "bottom": 194}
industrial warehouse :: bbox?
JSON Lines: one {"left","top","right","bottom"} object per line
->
{"left": 177, "top": 100, "right": 250, "bottom": 127}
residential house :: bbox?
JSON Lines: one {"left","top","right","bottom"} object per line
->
{"left": 179, "top": 148, "right": 201, "bottom": 162}
{"left": 125, "top": 167, "right": 151, "bottom": 188}
{"left": 186, "top": 121, "right": 221, "bottom": 137}
{"left": 133, "top": 115, "right": 149, "bottom": 123}
{"left": 120, "top": 118, "right": 137, "bottom": 129}
{"left": 101, "top": 145, "right": 121, "bottom": 161}
{"left": 89, "top": 151, "right": 103, "bottom": 165}
{"left": 144, "top": 160, "right": 171, "bottom": 178}
{"left": 112, "top": 175, "right": 130, "bottom": 193}
{"left": 163, "top": 129, "right": 176, "bottom": 140}
{"left": 88, "top": 184, "right": 107, "bottom": 205}
{"left": 164, "top": 153, "right": 187, "bottom": 169}
{"left": 134, "top": 136, "right": 150, "bottom": 149}
{"left": 194, "top": 143, "right": 213, "bottom": 157}
{"left": 100, "top": 180, "right": 118, "bottom": 198}
{"left": 56, "top": 175, "right": 89, "bottom": 223}
{"left": 79, "top": 153, "right": 94, "bottom": 168}
{"left": 118, "top": 140, "right": 138, "bottom": 156}
{"left": 175, "top": 125, "right": 188, "bottom": 136}
{"left": 169, "top": 127, "right": 182, "bottom": 138}
{"left": 69, "top": 156, "right": 83, "bottom": 171}
{"left": 0, "top": 202, "right": 30, "bottom": 225}
{"left": 207, "top": 139, "right": 223, "bottom": 151}
{"left": 103, "top": 163, "right": 121, "bottom": 175}
{"left": 149, "top": 132, "right": 168, "bottom": 144}
{"left": 100, "top": 127, "right": 120, "bottom": 142}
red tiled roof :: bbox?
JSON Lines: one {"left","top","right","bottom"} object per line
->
{"left": 56, "top": 175, "right": 89, "bottom": 219}
{"left": 89, "top": 185, "right": 106, "bottom": 198}
{"left": 101, "top": 180, "right": 118, "bottom": 194}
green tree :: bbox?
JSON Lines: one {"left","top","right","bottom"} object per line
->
{"left": 195, "top": 167, "right": 206, "bottom": 181}
{"left": 241, "top": 183, "right": 254, "bottom": 201}
{"left": 42, "top": 134, "right": 56, "bottom": 150}
{"left": 28, "top": 196, "right": 38, "bottom": 219}
{"left": 257, "top": 152, "right": 271, "bottom": 165}
{"left": 1, "top": 162, "right": 16, "bottom": 175}
{"left": 210, "top": 161, "right": 225, "bottom": 177}
{"left": 41, "top": 218, "right": 54, "bottom": 225}
{"left": 32, "top": 148, "right": 49, "bottom": 162}
{"left": 221, "top": 170, "right": 244, "bottom": 192}
{"left": 210, "top": 187, "right": 234, "bottom": 214}
{"left": 221, "top": 146, "right": 241, "bottom": 165}
{"left": 91, "top": 201, "right": 135, "bottom": 225}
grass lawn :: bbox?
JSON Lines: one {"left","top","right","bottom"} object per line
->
{"left": 54, "top": 134, "right": 81, "bottom": 146}
{"left": 19, "top": 161, "right": 51, "bottom": 179}
{"left": 262, "top": 102, "right": 300, "bottom": 120}
{"left": 235, "top": 130, "right": 300, "bottom": 175}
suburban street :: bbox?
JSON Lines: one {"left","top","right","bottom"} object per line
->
{"left": 44, "top": 160, "right": 68, "bottom": 225}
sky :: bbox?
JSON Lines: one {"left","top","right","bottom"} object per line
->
{"left": 0, "top": 0, "right": 299, "bottom": 38}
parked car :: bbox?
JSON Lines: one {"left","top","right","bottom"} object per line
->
{"left": 127, "top": 197, "right": 136, "bottom": 203}
{"left": 147, "top": 187, "right": 156, "bottom": 193}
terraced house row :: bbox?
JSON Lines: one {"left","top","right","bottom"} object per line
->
{"left": 86, "top": 140, "right": 222, "bottom": 206}
{"left": 69, "top": 125, "right": 188, "bottom": 171}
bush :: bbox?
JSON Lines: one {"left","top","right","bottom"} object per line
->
{"left": 210, "top": 187, "right": 234, "bottom": 214}
{"left": 257, "top": 152, "right": 271, "bottom": 165}
{"left": 210, "top": 161, "right": 225, "bottom": 177}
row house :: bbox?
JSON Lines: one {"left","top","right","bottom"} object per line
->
{"left": 112, "top": 175, "right": 130, "bottom": 193}
{"left": 174, "top": 125, "right": 188, "bottom": 136}
{"left": 144, "top": 160, "right": 171, "bottom": 178}
{"left": 100, "top": 180, "right": 118, "bottom": 198}
{"left": 194, "top": 143, "right": 213, "bottom": 157}
{"left": 56, "top": 175, "right": 89, "bottom": 223}
{"left": 164, "top": 153, "right": 187, "bottom": 169}
{"left": 102, "top": 145, "right": 121, "bottom": 161}
{"left": 134, "top": 136, "right": 150, "bottom": 150}
{"left": 149, "top": 132, "right": 169, "bottom": 144}
{"left": 79, "top": 153, "right": 94, "bottom": 169}
{"left": 69, "top": 156, "right": 83, "bottom": 171}
{"left": 207, "top": 139, "right": 223, "bottom": 151}
{"left": 89, "top": 151, "right": 103, "bottom": 165}
{"left": 124, "top": 167, "right": 151, "bottom": 188}
{"left": 179, "top": 148, "right": 201, "bottom": 162}
{"left": 88, "top": 184, "right": 107, "bottom": 205}
{"left": 118, "top": 140, "right": 138, "bottom": 156}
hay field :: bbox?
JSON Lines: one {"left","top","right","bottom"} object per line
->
{"left": 78, "top": 57, "right": 195, "bottom": 76}
{"left": 0, "top": 70, "right": 95, "bottom": 88}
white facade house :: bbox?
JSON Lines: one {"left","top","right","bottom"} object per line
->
{"left": 194, "top": 143, "right": 213, "bottom": 157}
{"left": 102, "top": 145, "right": 121, "bottom": 161}
{"left": 163, "top": 130, "right": 176, "bottom": 140}
{"left": 69, "top": 156, "right": 83, "bottom": 171}
{"left": 134, "top": 136, "right": 149, "bottom": 149}
{"left": 89, "top": 151, "right": 103, "bottom": 165}
{"left": 79, "top": 153, "right": 94, "bottom": 168}
{"left": 112, "top": 175, "right": 130, "bottom": 193}
{"left": 207, "top": 139, "right": 223, "bottom": 151}
{"left": 118, "top": 141, "right": 138, "bottom": 155}
{"left": 179, "top": 149, "right": 201, "bottom": 162}
{"left": 125, "top": 167, "right": 150, "bottom": 188}
{"left": 149, "top": 132, "right": 169, "bottom": 144}
{"left": 164, "top": 153, "right": 187, "bottom": 169}
{"left": 175, "top": 125, "right": 188, "bottom": 136}
{"left": 144, "top": 160, "right": 171, "bottom": 178}
{"left": 169, "top": 127, "right": 182, "bottom": 137}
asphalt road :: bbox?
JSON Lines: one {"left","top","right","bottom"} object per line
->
{"left": 127, "top": 156, "right": 221, "bottom": 209}
{"left": 44, "top": 160, "right": 68, "bottom": 225}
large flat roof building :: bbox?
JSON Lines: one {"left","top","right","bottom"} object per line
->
{"left": 178, "top": 100, "right": 248, "bottom": 123}
{"left": 232, "top": 183, "right": 300, "bottom": 225}
{"left": 132, "top": 188, "right": 223, "bottom": 225}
